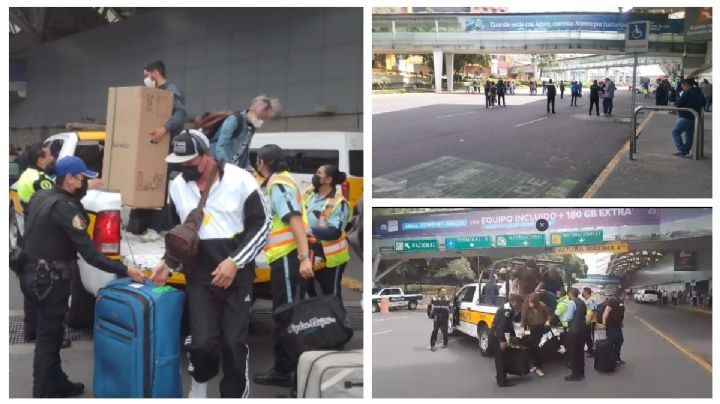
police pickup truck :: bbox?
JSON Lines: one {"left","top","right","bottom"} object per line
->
{"left": 449, "top": 258, "right": 566, "bottom": 357}
{"left": 371, "top": 287, "right": 423, "bottom": 312}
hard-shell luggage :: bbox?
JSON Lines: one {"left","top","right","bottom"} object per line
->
{"left": 505, "top": 346, "right": 530, "bottom": 376}
{"left": 594, "top": 339, "right": 617, "bottom": 373}
{"left": 93, "top": 278, "right": 185, "bottom": 398}
{"left": 296, "top": 350, "right": 363, "bottom": 398}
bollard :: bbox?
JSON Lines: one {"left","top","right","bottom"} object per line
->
{"left": 380, "top": 297, "right": 390, "bottom": 314}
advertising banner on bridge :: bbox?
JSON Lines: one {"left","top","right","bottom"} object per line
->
{"left": 463, "top": 14, "right": 683, "bottom": 34}
{"left": 684, "top": 7, "right": 712, "bottom": 41}
{"left": 374, "top": 208, "right": 662, "bottom": 238}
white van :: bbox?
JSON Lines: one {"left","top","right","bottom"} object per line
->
{"left": 249, "top": 131, "right": 364, "bottom": 209}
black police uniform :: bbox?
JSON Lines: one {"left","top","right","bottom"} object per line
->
{"left": 491, "top": 306, "right": 517, "bottom": 386}
{"left": 605, "top": 297, "right": 625, "bottom": 362}
{"left": 21, "top": 187, "right": 128, "bottom": 398}
{"left": 566, "top": 297, "right": 587, "bottom": 379}
{"left": 427, "top": 298, "right": 451, "bottom": 349}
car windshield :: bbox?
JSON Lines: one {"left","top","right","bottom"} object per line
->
{"left": 644, "top": 290, "right": 660, "bottom": 296}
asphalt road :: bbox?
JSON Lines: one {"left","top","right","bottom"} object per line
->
{"left": 373, "top": 90, "right": 654, "bottom": 198}
{"left": 372, "top": 301, "right": 711, "bottom": 398}
{"left": 8, "top": 250, "right": 364, "bottom": 398}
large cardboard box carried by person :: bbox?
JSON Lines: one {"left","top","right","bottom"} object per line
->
{"left": 103, "top": 86, "right": 173, "bottom": 208}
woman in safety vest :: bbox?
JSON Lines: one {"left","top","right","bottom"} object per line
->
{"left": 253, "top": 144, "right": 313, "bottom": 387}
{"left": 302, "top": 165, "right": 351, "bottom": 300}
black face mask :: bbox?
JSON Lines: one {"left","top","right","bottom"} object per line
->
{"left": 43, "top": 162, "right": 55, "bottom": 175}
{"left": 181, "top": 165, "right": 202, "bottom": 182}
{"left": 312, "top": 174, "right": 322, "bottom": 190}
{"left": 75, "top": 177, "right": 89, "bottom": 200}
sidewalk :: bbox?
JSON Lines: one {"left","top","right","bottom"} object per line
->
{"left": 588, "top": 109, "right": 712, "bottom": 198}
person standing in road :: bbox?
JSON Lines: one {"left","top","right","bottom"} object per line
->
{"left": 559, "top": 81, "right": 565, "bottom": 99}
{"left": 701, "top": 79, "right": 712, "bottom": 112}
{"left": 253, "top": 144, "right": 314, "bottom": 388}
{"left": 546, "top": 79, "right": 557, "bottom": 114}
{"left": 602, "top": 288, "right": 627, "bottom": 366}
{"left": 603, "top": 78, "right": 616, "bottom": 116}
{"left": 492, "top": 294, "right": 524, "bottom": 387}
{"left": 21, "top": 156, "right": 144, "bottom": 398}
{"left": 565, "top": 288, "right": 587, "bottom": 381}
{"left": 497, "top": 80, "right": 507, "bottom": 107}
{"left": 484, "top": 80, "right": 492, "bottom": 108}
{"left": 521, "top": 293, "right": 552, "bottom": 377}
{"left": 151, "top": 130, "right": 271, "bottom": 398}
{"left": 656, "top": 80, "right": 669, "bottom": 106}
{"left": 581, "top": 287, "right": 597, "bottom": 357}
{"left": 427, "top": 288, "right": 451, "bottom": 351}
{"left": 302, "top": 164, "right": 352, "bottom": 300}
{"left": 127, "top": 60, "right": 188, "bottom": 238}
{"left": 589, "top": 80, "right": 601, "bottom": 116}
{"left": 671, "top": 78, "right": 705, "bottom": 157}
{"left": 570, "top": 81, "right": 579, "bottom": 106}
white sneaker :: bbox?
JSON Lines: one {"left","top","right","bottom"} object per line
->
{"left": 530, "top": 366, "right": 537, "bottom": 373}
{"left": 140, "top": 229, "right": 161, "bottom": 242}
{"left": 188, "top": 379, "right": 208, "bottom": 398}
{"left": 535, "top": 368, "right": 545, "bottom": 377}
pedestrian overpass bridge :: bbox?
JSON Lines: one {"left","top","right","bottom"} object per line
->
{"left": 372, "top": 208, "right": 711, "bottom": 283}
{"left": 373, "top": 12, "right": 710, "bottom": 91}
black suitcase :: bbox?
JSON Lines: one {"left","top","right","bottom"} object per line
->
{"left": 505, "top": 346, "right": 530, "bottom": 376}
{"left": 594, "top": 339, "right": 617, "bottom": 373}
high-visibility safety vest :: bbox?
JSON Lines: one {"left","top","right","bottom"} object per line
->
{"left": 18, "top": 167, "right": 54, "bottom": 203}
{"left": 263, "top": 171, "right": 309, "bottom": 264}
{"left": 303, "top": 186, "right": 351, "bottom": 268}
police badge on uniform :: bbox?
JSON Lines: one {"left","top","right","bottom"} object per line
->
{"left": 72, "top": 214, "right": 87, "bottom": 230}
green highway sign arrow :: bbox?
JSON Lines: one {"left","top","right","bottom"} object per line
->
{"left": 394, "top": 239, "right": 438, "bottom": 252}
{"left": 445, "top": 236, "right": 493, "bottom": 250}
{"left": 496, "top": 234, "right": 546, "bottom": 248}
{"left": 550, "top": 230, "right": 603, "bottom": 246}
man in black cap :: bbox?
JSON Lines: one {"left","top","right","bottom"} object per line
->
{"left": 428, "top": 288, "right": 451, "bottom": 351}
{"left": 492, "top": 294, "right": 524, "bottom": 387}
{"left": 21, "top": 156, "right": 144, "bottom": 398}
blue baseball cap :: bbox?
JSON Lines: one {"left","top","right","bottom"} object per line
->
{"left": 54, "top": 156, "right": 99, "bottom": 178}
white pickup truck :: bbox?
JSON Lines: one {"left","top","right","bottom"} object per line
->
{"left": 371, "top": 287, "right": 424, "bottom": 312}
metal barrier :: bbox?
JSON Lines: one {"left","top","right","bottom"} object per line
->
{"left": 630, "top": 106, "right": 704, "bottom": 160}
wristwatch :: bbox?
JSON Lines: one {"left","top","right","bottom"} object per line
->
{"left": 298, "top": 253, "right": 310, "bottom": 262}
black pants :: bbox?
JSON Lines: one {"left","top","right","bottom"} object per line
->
{"left": 589, "top": 98, "right": 600, "bottom": 115}
{"left": 485, "top": 95, "right": 491, "bottom": 108}
{"left": 497, "top": 94, "right": 506, "bottom": 106}
{"left": 566, "top": 331, "right": 585, "bottom": 377}
{"left": 270, "top": 251, "right": 302, "bottom": 375}
{"left": 606, "top": 325, "right": 624, "bottom": 362}
{"left": 493, "top": 339, "right": 508, "bottom": 385}
{"left": 528, "top": 325, "right": 545, "bottom": 369}
{"left": 585, "top": 323, "right": 595, "bottom": 354}
{"left": 309, "top": 263, "right": 346, "bottom": 300}
{"left": 560, "top": 91, "right": 564, "bottom": 99}
{"left": 571, "top": 93, "right": 578, "bottom": 106}
{"left": 547, "top": 97, "right": 556, "bottom": 113}
{"left": 186, "top": 279, "right": 253, "bottom": 398}
{"left": 430, "top": 318, "right": 448, "bottom": 347}
{"left": 24, "top": 295, "right": 38, "bottom": 340}
{"left": 20, "top": 267, "right": 71, "bottom": 398}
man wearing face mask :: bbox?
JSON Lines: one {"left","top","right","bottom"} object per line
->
{"left": 20, "top": 156, "right": 144, "bottom": 397}
{"left": 253, "top": 144, "right": 314, "bottom": 387}
{"left": 210, "top": 95, "right": 281, "bottom": 170}
{"left": 302, "top": 164, "right": 351, "bottom": 300}
{"left": 128, "top": 60, "right": 188, "bottom": 238}
{"left": 150, "top": 130, "right": 271, "bottom": 398}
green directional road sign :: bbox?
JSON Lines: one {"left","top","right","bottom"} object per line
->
{"left": 445, "top": 236, "right": 493, "bottom": 250}
{"left": 394, "top": 239, "right": 438, "bottom": 252}
{"left": 496, "top": 234, "right": 546, "bottom": 248}
{"left": 550, "top": 230, "right": 604, "bottom": 246}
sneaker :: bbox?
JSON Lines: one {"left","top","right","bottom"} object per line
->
{"left": 530, "top": 366, "right": 537, "bottom": 373}
{"left": 430, "top": 346, "right": 437, "bottom": 352}
{"left": 188, "top": 379, "right": 208, "bottom": 398}
{"left": 616, "top": 359, "right": 626, "bottom": 365}
{"left": 45, "top": 381, "right": 85, "bottom": 398}
{"left": 254, "top": 369, "right": 292, "bottom": 387}
{"left": 497, "top": 381, "right": 515, "bottom": 387}
{"left": 140, "top": 229, "right": 162, "bottom": 243}
{"left": 535, "top": 368, "right": 545, "bottom": 377}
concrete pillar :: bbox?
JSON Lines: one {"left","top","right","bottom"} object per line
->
{"left": 445, "top": 52, "right": 454, "bottom": 93}
{"left": 433, "top": 48, "right": 443, "bottom": 93}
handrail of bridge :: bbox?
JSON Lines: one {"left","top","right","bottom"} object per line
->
{"left": 630, "top": 106, "right": 704, "bottom": 161}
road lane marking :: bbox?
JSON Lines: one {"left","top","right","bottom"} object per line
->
{"left": 373, "top": 330, "right": 394, "bottom": 336}
{"left": 436, "top": 111, "right": 476, "bottom": 119}
{"left": 583, "top": 111, "right": 655, "bottom": 198}
{"left": 632, "top": 312, "right": 712, "bottom": 374}
{"left": 513, "top": 117, "right": 547, "bottom": 127}
{"left": 677, "top": 305, "right": 712, "bottom": 316}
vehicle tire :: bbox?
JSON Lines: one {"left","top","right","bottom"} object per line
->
{"left": 478, "top": 323, "right": 493, "bottom": 357}
{"left": 373, "top": 302, "right": 380, "bottom": 313}
{"left": 66, "top": 267, "right": 96, "bottom": 328}
{"left": 408, "top": 300, "right": 417, "bottom": 310}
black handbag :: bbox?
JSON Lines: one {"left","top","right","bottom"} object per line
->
{"left": 273, "top": 281, "right": 354, "bottom": 360}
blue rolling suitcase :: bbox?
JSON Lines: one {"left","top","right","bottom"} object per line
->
{"left": 93, "top": 278, "right": 185, "bottom": 398}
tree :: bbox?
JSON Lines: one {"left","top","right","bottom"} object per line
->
{"left": 420, "top": 54, "right": 490, "bottom": 80}
{"left": 434, "top": 257, "right": 475, "bottom": 281}
{"left": 533, "top": 53, "right": 558, "bottom": 79}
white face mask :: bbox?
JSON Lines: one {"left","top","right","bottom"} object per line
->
{"left": 250, "top": 118, "right": 263, "bottom": 128}
{"left": 144, "top": 77, "right": 156, "bottom": 88}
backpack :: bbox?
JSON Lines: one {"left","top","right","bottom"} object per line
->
{"left": 192, "top": 110, "right": 233, "bottom": 140}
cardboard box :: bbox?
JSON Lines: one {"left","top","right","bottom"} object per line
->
{"left": 102, "top": 86, "right": 173, "bottom": 208}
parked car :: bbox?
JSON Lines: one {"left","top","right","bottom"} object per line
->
{"left": 634, "top": 289, "right": 660, "bottom": 304}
